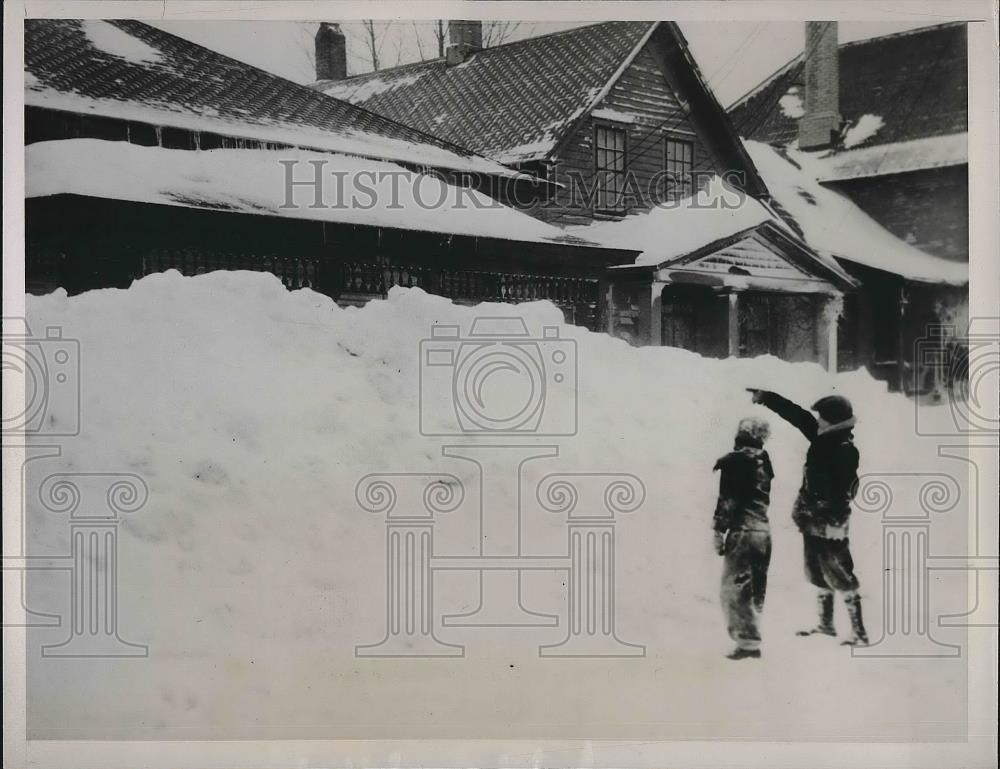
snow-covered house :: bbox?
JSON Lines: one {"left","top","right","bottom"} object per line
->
{"left": 316, "top": 21, "right": 859, "bottom": 366}
{"left": 727, "top": 22, "right": 969, "bottom": 389}
{"left": 25, "top": 19, "right": 634, "bottom": 327}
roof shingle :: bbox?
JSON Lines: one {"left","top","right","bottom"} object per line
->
{"left": 314, "top": 22, "right": 655, "bottom": 163}
{"left": 25, "top": 19, "right": 525, "bottom": 178}
{"left": 728, "top": 23, "right": 967, "bottom": 151}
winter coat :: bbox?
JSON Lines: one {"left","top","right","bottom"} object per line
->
{"left": 757, "top": 391, "right": 860, "bottom": 538}
{"left": 712, "top": 441, "right": 773, "bottom": 534}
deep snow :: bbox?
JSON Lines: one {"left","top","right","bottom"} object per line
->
{"left": 24, "top": 271, "right": 969, "bottom": 740}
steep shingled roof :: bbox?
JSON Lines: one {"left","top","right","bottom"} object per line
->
{"left": 728, "top": 23, "right": 967, "bottom": 150}
{"left": 314, "top": 22, "right": 657, "bottom": 163}
{"left": 24, "top": 19, "right": 527, "bottom": 179}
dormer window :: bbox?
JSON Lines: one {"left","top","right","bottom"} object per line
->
{"left": 594, "top": 124, "right": 628, "bottom": 213}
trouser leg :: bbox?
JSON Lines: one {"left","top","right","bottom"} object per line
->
{"left": 721, "top": 531, "right": 766, "bottom": 650}
{"left": 750, "top": 533, "right": 771, "bottom": 613}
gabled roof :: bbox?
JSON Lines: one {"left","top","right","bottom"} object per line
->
{"left": 24, "top": 19, "right": 527, "bottom": 179}
{"left": 728, "top": 23, "right": 967, "bottom": 151}
{"left": 315, "top": 22, "right": 656, "bottom": 164}
{"left": 315, "top": 21, "right": 769, "bottom": 197}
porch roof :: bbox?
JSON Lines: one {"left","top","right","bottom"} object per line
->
{"left": 607, "top": 221, "right": 854, "bottom": 294}
{"left": 570, "top": 176, "right": 857, "bottom": 290}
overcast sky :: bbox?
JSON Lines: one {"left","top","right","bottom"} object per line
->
{"left": 152, "top": 19, "right": 937, "bottom": 107}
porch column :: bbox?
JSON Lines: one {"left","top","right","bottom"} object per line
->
{"left": 817, "top": 295, "right": 843, "bottom": 372}
{"left": 648, "top": 281, "right": 667, "bottom": 346}
{"left": 727, "top": 291, "right": 740, "bottom": 358}
{"left": 604, "top": 280, "right": 615, "bottom": 336}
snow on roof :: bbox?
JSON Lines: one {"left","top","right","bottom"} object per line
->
{"left": 26, "top": 87, "right": 529, "bottom": 181}
{"left": 26, "top": 139, "right": 595, "bottom": 247}
{"left": 744, "top": 140, "right": 968, "bottom": 284}
{"left": 778, "top": 87, "right": 804, "bottom": 119}
{"left": 25, "top": 20, "right": 527, "bottom": 181}
{"left": 591, "top": 107, "right": 639, "bottom": 125}
{"left": 84, "top": 20, "right": 164, "bottom": 65}
{"left": 340, "top": 69, "right": 432, "bottom": 102}
{"left": 815, "top": 133, "right": 967, "bottom": 181}
{"left": 842, "top": 114, "right": 885, "bottom": 149}
{"left": 567, "top": 177, "right": 778, "bottom": 265}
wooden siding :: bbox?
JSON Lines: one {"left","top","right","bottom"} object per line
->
{"left": 684, "top": 234, "right": 814, "bottom": 279}
{"left": 537, "top": 38, "right": 733, "bottom": 226}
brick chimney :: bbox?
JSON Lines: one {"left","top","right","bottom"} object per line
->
{"left": 798, "top": 21, "right": 840, "bottom": 150}
{"left": 446, "top": 20, "right": 483, "bottom": 65}
{"left": 315, "top": 22, "right": 347, "bottom": 81}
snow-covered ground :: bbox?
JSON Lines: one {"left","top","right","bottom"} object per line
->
{"left": 24, "top": 271, "right": 970, "bottom": 740}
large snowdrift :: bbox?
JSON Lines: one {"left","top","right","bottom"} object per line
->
{"left": 24, "top": 272, "right": 968, "bottom": 740}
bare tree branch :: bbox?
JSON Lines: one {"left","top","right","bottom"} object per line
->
{"left": 434, "top": 20, "right": 448, "bottom": 58}
{"left": 412, "top": 22, "right": 428, "bottom": 62}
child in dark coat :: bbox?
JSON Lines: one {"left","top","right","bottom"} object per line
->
{"left": 748, "top": 389, "right": 869, "bottom": 646}
{"left": 713, "top": 417, "right": 774, "bottom": 660}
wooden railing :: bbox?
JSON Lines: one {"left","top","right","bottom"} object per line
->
{"left": 138, "top": 253, "right": 600, "bottom": 329}
{"left": 142, "top": 249, "right": 322, "bottom": 291}
{"left": 341, "top": 262, "right": 598, "bottom": 305}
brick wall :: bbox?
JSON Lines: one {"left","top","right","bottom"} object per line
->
{"left": 799, "top": 21, "right": 840, "bottom": 150}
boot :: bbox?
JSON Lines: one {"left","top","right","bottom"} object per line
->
{"left": 725, "top": 647, "right": 761, "bottom": 660}
{"left": 840, "top": 592, "right": 870, "bottom": 646}
{"left": 796, "top": 589, "right": 836, "bottom": 637}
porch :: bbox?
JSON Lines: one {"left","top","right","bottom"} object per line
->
{"left": 602, "top": 223, "right": 855, "bottom": 369}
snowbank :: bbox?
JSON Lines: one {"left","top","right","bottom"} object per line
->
{"left": 27, "top": 139, "right": 588, "bottom": 246}
{"left": 24, "top": 272, "right": 967, "bottom": 740}
{"left": 745, "top": 140, "right": 968, "bottom": 284}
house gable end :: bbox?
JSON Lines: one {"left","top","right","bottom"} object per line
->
{"left": 539, "top": 23, "right": 768, "bottom": 225}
